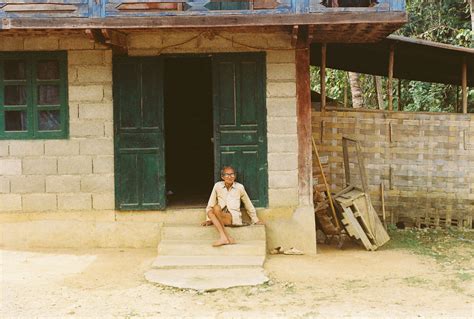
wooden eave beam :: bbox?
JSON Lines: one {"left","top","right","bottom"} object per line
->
{"left": 85, "top": 28, "right": 127, "bottom": 53}
{"left": 3, "top": 12, "right": 407, "bottom": 29}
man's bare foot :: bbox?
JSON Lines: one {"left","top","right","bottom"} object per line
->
{"left": 212, "top": 238, "right": 230, "bottom": 247}
{"left": 228, "top": 237, "right": 236, "bottom": 245}
{"left": 201, "top": 220, "right": 213, "bottom": 226}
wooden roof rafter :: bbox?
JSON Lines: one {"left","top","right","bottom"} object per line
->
{"left": 85, "top": 28, "right": 127, "bottom": 53}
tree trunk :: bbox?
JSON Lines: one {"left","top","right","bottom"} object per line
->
{"left": 349, "top": 72, "right": 363, "bottom": 108}
{"left": 374, "top": 75, "right": 384, "bottom": 109}
{"left": 471, "top": 0, "right": 474, "bottom": 31}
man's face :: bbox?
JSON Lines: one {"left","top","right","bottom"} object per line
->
{"left": 221, "top": 168, "right": 236, "bottom": 185}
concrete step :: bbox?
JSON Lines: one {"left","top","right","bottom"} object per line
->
{"left": 161, "top": 224, "right": 266, "bottom": 241}
{"left": 151, "top": 255, "right": 265, "bottom": 269}
{"left": 145, "top": 267, "right": 268, "bottom": 291}
{"left": 158, "top": 240, "right": 266, "bottom": 256}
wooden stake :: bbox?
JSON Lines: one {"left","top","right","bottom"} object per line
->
{"left": 321, "top": 43, "right": 327, "bottom": 112}
{"left": 343, "top": 73, "right": 348, "bottom": 108}
{"left": 388, "top": 44, "right": 394, "bottom": 111}
{"left": 311, "top": 136, "right": 340, "bottom": 229}
{"left": 380, "top": 183, "right": 387, "bottom": 229}
{"left": 398, "top": 78, "right": 402, "bottom": 111}
{"left": 462, "top": 57, "right": 468, "bottom": 114}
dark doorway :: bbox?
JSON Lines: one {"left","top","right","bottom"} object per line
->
{"left": 164, "top": 57, "right": 214, "bottom": 207}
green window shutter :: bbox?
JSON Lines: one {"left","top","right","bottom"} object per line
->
{"left": 212, "top": 53, "right": 268, "bottom": 207}
{"left": 0, "top": 51, "right": 68, "bottom": 140}
{"left": 113, "top": 57, "right": 166, "bottom": 210}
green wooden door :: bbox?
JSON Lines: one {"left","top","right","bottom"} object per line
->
{"left": 113, "top": 57, "right": 165, "bottom": 210}
{"left": 212, "top": 53, "right": 268, "bottom": 207}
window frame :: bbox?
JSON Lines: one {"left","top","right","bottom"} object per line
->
{"left": 0, "top": 51, "right": 68, "bottom": 140}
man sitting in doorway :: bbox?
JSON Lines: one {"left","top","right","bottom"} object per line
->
{"left": 202, "top": 166, "right": 264, "bottom": 246}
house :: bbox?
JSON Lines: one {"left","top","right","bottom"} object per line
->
{"left": 0, "top": 0, "right": 407, "bottom": 253}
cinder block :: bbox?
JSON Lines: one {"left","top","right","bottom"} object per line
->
{"left": 267, "top": 63, "right": 296, "bottom": 81}
{"left": 24, "top": 37, "right": 59, "bottom": 50}
{"left": 10, "top": 176, "right": 45, "bottom": 193}
{"left": 58, "top": 194, "right": 92, "bottom": 210}
{"left": 0, "top": 37, "right": 24, "bottom": 51}
{"left": 104, "top": 51, "right": 113, "bottom": 65}
{"left": 267, "top": 82, "right": 296, "bottom": 98}
{"left": 268, "top": 153, "right": 298, "bottom": 171}
{"left": 104, "top": 121, "right": 114, "bottom": 138}
{"left": 0, "top": 159, "right": 21, "bottom": 175}
{"left": 46, "top": 176, "right": 81, "bottom": 193}
{"left": 81, "top": 175, "right": 114, "bottom": 193}
{"left": 93, "top": 156, "right": 114, "bottom": 174}
{"left": 68, "top": 50, "right": 104, "bottom": 65}
{"left": 80, "top": 139, "right": 113, "bottom": 155}
{"left": 269, "top": 188, "right": 298, "bottom": 207}
{"left": 0, "top": 142, "right": 8, "bottom": 156}
{"left": 268, "top": 134, "right": 298, "bottom": 153}
{"left": 79, "top": 103, "right": 113, "bottom": 120}
{"left": 267, "top": 97, "right": 297, "bottom": 117}
{"left": 232, "top": 33, "right": 269, "bottom": 49}
{"left": 69, "top": 85, "right": 104, "bottom": 102}
{"left": 267, "top": 117, "right": 297, "bottom": 135}
{"left": 9, "top": 141, "right": 44, "bottom": 156}
{"left": 266, "top": 50, "right": 295, "bottom": 63}
{"left": 58, "top": 156, "right": 92, "bottom": 174}
{"left": 92, "top": 193, "right": 115, "bottom": 210}
{"left": 0, "top": 194, "right": 21, "bottom": 211}
{"left": 70, "top": 120, "right": 104, "bottom": 137}
{"left": 23, "top": 158, "right": 57, "bottom": 175}
{"left": 45, "top": 140, "right": 80, "bottom": 156}
{"left": 128, "top": 34, "right": 163, "bottom": 49}
{"left": 0, "top": 177, "right": 10, "bottom": 193}
{"left": 59, "top": 37, "right": 94, "bottom": 50}
{"left": 76, "top": 66, "right": 113, "bottom": 83}
{"left": 22, "top": 194, "right": 57, "bottom": 212}
{"left": 269, "top": 170, "right": 298, "bottom": 189}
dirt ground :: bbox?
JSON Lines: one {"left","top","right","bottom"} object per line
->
{"left": 1, "top": 242, "right": 473, "bottom": 318}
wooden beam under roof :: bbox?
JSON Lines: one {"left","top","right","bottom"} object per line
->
{"left": 4, "top": 12, "right": 407, "bottom": 30}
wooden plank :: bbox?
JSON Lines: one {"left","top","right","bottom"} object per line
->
{"left": 354, "top": 195, "right": 390, "bottom": 246}
{"left": 296, "top": 25, "right": 312, "bottom": 206}
{"left": 4, "top": 12, "right": 408, "bottom": 29}
{"left": 387, "top": 43, "right": 394, "bottom": 111}
{"left": 2, "top": 4, "right": 77, "bottom": 12}
{"left": 321, "top": 42, "right": 327, "bottom": 111}
{"left": 340, "top": 206, "right": 376, "bottom": 251}
{"left": 312, "top": 136, "right": 339, "bottom": 229}
{"left": 462, "top": 57, "right": 467, "bottom": 114}
{"left": 342, "top": 137, "right": 350, "bottom": 187}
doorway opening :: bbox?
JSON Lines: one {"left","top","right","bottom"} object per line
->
{"left": 164, "top": 57, "right": 214, "bottom": 207}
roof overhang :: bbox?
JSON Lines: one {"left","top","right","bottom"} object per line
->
{"left": 310, "top": 35, "right": 474, "bottom": 86}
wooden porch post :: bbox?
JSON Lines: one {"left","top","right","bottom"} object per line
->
{"left": 296, "top": 26, "right": 313, "bottom": 206}
{"left": 321, "top": 43, "right": 327, "bottom": 111}
{"left": 388, "top": 44, "right": 394, "bottom": 111}
{"left": 462, "top": 57, "right": 468, "bottom": 114}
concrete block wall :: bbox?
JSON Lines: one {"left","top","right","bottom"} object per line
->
{"left": 312, "top": 108, "right": 474, "bottom": 227}
{"left": 128, "top": 30, "right": 299, "bottom": 208}
{"left": 0, "top": 34, "right": 115, "bottom": 213}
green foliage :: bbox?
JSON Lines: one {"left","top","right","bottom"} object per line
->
{"left": 310, "top": 0, "right": 473, "bottom": 112}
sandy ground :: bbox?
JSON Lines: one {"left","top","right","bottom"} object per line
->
{"left": 1, "top": 244, "right": 472, "bottom": 318}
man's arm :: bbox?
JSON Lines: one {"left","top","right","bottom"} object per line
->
{"left": 240, "top": 186, "right": 260, "bottom": 224}
{"left": 205, "top": 184, "right": 218, "bottom": 221}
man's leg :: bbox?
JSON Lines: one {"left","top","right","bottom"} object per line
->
{"left": 207, "top": 205, "right": 234, "bottom": 246}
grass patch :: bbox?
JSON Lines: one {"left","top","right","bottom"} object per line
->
{"left": 384, "top": 227, "right": 474, "bottom": 279}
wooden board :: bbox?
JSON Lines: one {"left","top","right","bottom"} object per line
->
{"left": 340, "top": 206, "right": 376, "bottom": 251}
{"left": 335, "top": 187, "right": 390, "bottom": 248}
